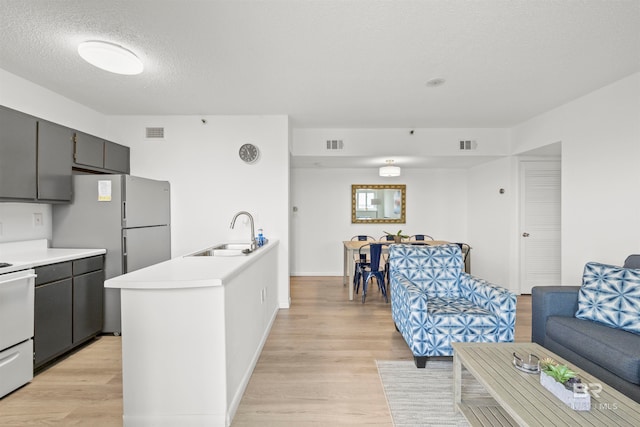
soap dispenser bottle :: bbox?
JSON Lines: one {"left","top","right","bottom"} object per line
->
{"left": 257, "top": 229, "right": 264, "bottom": 247}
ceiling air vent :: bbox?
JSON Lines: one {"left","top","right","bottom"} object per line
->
{"left": 459, "top": 140, "right": 477, "bottom": 151}
{"left": 145, "top": 127, "right": 165, "bottom": 139}
{"left": 326, "top": 139, "right": 344, "bottom": 150}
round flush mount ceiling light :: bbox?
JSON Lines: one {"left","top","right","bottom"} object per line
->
{"left": 379, "top": 160, "right": 401, "bottom": 177}
{"left": 78, "top": 41, "right": 144, "bottom": 75}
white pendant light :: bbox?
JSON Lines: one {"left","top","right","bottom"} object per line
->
{"left": 78, "top": 41, "right": 144, "bottom": 75}
{"left": 379, "top": 160, "right": 401, "bottom": 177}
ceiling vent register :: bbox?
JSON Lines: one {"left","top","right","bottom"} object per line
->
{"left": 146, "top": 127, "right": 165, "bottom": 139}
{"left": 459, "top": 140, "right": 477, "bottom": 151}
{"left": 326, "top": 139, "right": 344, "bottom": 150}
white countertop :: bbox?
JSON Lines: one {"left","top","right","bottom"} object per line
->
{"left": 0, "top": 239, "right": 106, "bottom": 274}
{"left": 105, "top": 239, "right": 279, "bottom": 290}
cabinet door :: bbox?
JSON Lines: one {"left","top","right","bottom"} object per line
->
{"left": 37, "top": 121, "right": 73, "bottom": 202}
{"left": 34, "top": 279, "right": 73, "bottom": 367}
{"left": 74, "top": 131, "right": 104, "bottom": 169}
{"left": 0, "top": 106, "right": 37, "bottom": 200}
{"left": 73, "top": 270, "right": 104, "bottom": 344}
{"left": 104, "top": 140, "right": 130, "bottom": 173}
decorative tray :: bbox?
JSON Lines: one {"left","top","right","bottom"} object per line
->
{"left": 512, "top": 352, "right": 540, "bottom": 374}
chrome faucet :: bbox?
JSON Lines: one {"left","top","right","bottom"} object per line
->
{"left": 230, "top": 211, "right": 257, "bottom": 252}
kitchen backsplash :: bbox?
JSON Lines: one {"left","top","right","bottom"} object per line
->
{"left": 0, "top": 203, "right": 52, "bottom": 243}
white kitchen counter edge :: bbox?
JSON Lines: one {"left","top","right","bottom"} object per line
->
{"left": 0, "top": 239, "right": 106, "bottom": 274}
{"left": 105, "top": 239, "right": 279, "bottom": 290}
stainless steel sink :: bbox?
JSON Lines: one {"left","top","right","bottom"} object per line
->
{"left": 187, "top": 243, "right": 256, "bottom": 257}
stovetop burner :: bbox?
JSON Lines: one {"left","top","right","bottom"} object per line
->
{"left": 0, "top": 262, "right": 13, "bottom": 268}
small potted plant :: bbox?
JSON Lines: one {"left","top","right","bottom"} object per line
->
{"left": 383, "top": 230, "right": 408, "bottom": 243}
{"left": 539, "top": 357, "right": 590, "bottom": 410}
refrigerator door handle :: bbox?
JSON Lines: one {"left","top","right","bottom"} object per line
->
{"left": 122, "top": 234, "right": 128, "bottom": 272}
{"left": 122, "top": 201, "right": 127, "bottom": 227}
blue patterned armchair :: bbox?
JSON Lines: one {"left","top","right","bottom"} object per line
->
{"left": 389, "top": 244, "right": 517, "bottom": 367}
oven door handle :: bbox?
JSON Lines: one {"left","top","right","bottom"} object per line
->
{"left": 0, "top": 349, "right": 21, "bottom": 368}
{"left": 0, "top": 273, "right": 37, "bottom": 285}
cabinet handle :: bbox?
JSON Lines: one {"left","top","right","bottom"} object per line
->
{"left": 73, "top": 134, "right": 77, "bottom": 162}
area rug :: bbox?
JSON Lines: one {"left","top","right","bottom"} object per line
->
{"left": 376, "top": 360, "right": 492, "bottom": 427}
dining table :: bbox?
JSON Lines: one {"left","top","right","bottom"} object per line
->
{"left": 342, "top": 240, "right": 470, "bottom": 301}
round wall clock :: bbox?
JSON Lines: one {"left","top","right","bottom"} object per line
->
{"left": 239, "top": 143, "right": 260, "bottom": 164}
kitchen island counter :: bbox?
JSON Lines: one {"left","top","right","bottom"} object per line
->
{"left": 104, "top": 239, "right": 280, "bottom": 427}
{"left": 104, "top": 240, "right": 277, "bottom": 290}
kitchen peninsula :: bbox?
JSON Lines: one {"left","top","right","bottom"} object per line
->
{"left": 105, "top": 240, "right": 279, "bottom": 427}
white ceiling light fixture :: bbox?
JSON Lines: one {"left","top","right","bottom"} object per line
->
{"left": 379, "top": 160, "right": 401, "bottom": 177}
{"left": 78, "top": 40, "right": 144, "bottom": 75}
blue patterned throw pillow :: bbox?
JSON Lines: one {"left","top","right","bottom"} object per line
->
{"left": 575, "top": 262, "right": 640, "bottom": 334}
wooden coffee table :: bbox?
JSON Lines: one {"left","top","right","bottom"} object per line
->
{"left": 452, "top": 342, "right": 640, "bottom": 427}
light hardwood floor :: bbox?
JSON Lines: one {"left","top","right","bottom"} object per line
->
{"left": 0, "top": 276, "right": 532, "bottom": 426}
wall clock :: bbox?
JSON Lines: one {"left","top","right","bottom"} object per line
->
{"left": 238, "top": 143, "right": 260, "bottom": 164}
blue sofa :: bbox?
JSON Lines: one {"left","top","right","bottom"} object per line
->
{"left": 389, "top": 243, "right": 517, "bottom": 368}
{"left": 532, "top": 255, "right": 640, "bottom": 403}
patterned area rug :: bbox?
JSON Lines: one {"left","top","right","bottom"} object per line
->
{"left": 376, "top": 360, "right": 492, "bottom": 427}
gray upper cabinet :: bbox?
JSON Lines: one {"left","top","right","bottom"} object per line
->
{"left": 104, "top": 140, "right": 130, "bottom": 174}
{"left": 73, "top": 131, "right": 130, "bottom": 174}
{"left": 0, "top": 106, "right": 37, "bottom": 200}
{"left": 73, "top": 131, "right": 104, "bottom": 169}
{"left": 37, "top": 121, "right": 73, "bottom": 202}
{"left": 1, "top": 105, "right": 130, "bottom": 203}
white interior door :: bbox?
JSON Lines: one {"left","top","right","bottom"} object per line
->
{"left": 519, "top": 161, "right": 561, "bottom": 294}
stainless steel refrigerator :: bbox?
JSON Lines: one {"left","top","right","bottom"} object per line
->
{"left": 52, "top": 174, "right": 171, "bottom": 334}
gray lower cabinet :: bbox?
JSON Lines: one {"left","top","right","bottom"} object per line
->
{"left": 34, "top": 262, "right": 73, "bottom": 367}
{"left": 0, "top": 106, "right": 37, "bottom": 200}
{"left": 72, "top": 257, "right": 105, "bottom": 344}
{"left": 34, "top": 255, "right": 104, "bottom": 369}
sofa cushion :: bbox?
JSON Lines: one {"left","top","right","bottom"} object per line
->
{"left": 575, "top": 262, "right": 640, "bottom": 334}
{"left": 546, "top": 316, "right": 640, "bottom": 385}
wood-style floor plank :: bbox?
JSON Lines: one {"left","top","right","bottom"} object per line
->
{"left": 0, "top": 276, "right": 532, "bottom": 426}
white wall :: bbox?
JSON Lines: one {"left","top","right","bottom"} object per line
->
{"left": 0, "top": 68, "right": 108, "bottom": 137}
{"left": 511, "top": 72, "right": 640, "bottom": 284}
{"left": 109, "top": 115, "right": 291, "bottom": 307}
{"left": 290, "top": 167, "right": 468, "bottom": 275}
{"left": 467, "top": 157, "right": 515, "bottom": 288}
{"left": 0, "top": 203, "right": 51, "bottom": 243}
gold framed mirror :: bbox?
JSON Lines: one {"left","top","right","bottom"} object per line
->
{"left": 351, "top": 184, "right": 406, "bottom": 224}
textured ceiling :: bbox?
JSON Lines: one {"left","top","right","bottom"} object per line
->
{"left": 1, "top": 0, "right": 639, "bottom": 130}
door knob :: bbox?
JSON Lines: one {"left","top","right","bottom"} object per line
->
{"left": 522, "top": 232, "right": 530, "bottom": 237}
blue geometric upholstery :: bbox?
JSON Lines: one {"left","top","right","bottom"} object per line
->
{"left": 389, "top": 244, "right": 516, "bottom": 366}
{"left": 575, "top": 262, "right": 640, "bottom": 334}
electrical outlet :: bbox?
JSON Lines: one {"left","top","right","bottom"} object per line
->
{"left": 33, "top": 213, "right": 43, "bottom": 227}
